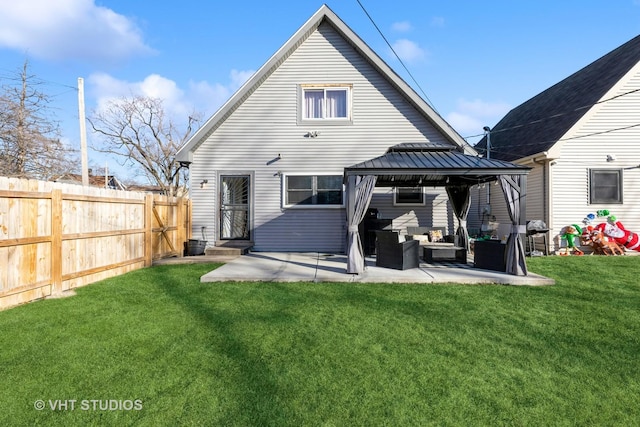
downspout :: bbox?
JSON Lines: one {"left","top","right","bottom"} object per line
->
{"left": 533, "top": 157, "right": 550, "bottom": 252}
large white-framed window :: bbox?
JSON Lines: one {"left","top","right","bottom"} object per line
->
{"left": 300, "top": 84, "right": 352, "bottom": 122}
{"left": 394, "top": 187, "right": 425, "bottom": 206}
{"left": 589, "top": 169, "right": 623, "bottom": 204}
{"left": 283, "top": 174, "right": 344, "bottom": 208}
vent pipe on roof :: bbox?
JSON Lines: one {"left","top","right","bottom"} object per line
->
{"left": 483, "top": 126, "right": 491, "bottom": 160}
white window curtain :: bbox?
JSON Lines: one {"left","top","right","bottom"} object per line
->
{"left": 346, "top": 175, "right": 377, "bottom": 274}
{"left": 304, "top": 90, "right": 323, "bottom": 118}
{"left": 326, "top": 90, "right": 347, "bottom": 118}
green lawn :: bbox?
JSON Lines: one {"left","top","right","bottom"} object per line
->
{"left": 1, "top": 256, "right": 639, "bottom": 426}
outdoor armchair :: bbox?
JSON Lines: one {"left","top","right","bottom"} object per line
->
{"left": 374, "top": 231, "right": 420, "bottom": 270}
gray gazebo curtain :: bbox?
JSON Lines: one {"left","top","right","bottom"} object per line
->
{"left": 499, "top": 175, "right": 528, "bottom": 276}
{"left": 445, "top": 184, "right": 471, "bottom": 252}
{"left": 346, "top": 175, "right": 377, "bottom": 274}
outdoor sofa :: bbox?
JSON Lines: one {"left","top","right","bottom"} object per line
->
{"left": 406, "top": 226, "right": 467, "bottom": 263}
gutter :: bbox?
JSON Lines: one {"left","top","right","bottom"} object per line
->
{"left": 514, "top": 151, "right": 557, "bottom": 165}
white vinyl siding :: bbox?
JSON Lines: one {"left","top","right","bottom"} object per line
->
{"left": 371, "top": 187, "right": 453, "bottom": 235}
{"left": 467, "top": 164, "right": 547, "bottom": 240}
{"left": 548, "top": 61, "right": 640, "bottom": 250}
{"left": 189, "top": 22, "right": 458, "bottom": 252}
{"left": 527, "top": 163, "right": 548, "bottom": 223}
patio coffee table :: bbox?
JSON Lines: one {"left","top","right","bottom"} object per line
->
{"left": 422, "top": 243, "right": 466, "bottom": 263}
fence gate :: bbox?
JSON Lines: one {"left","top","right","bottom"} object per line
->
{"left": 219, "top": 175, "right": 250, "bottom": 240}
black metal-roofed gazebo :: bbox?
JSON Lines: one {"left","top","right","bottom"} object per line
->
{"left": 344, "top": 143, "right": 532, "bottom": 276}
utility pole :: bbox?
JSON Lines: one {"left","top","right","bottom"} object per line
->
{"left": 483, "top": 126, "right": 492, "bottom": 212}
{"left": 78, "top": 77, "right": 89, "bottom": 186}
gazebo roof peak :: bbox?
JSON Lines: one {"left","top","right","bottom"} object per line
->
{"left": 386, "top": 142, "right": 456, "bottom": 153}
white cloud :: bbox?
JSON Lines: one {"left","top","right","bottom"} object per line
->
{"left": 446, "top": 98, "right": 512, "bottom": 141}
{"left": 447, "top": 112, "right": 485, "bottom": 140}
{"left": 229, "top": 69, "right": 255, "bottom": 91}
{"left": 391, "top": 39, "right": 426, "bottom": 63}
{"left": 187, "top": 81, "right": 232, "bottom": 115}
{"left": 391, "top": 21, "right": 413, "bottom": 33}
{"left": 88, "top": 69, "right": 255, "bottom": 121}
{"left": 0, "top": 0, "right": 154, "bottom": 62}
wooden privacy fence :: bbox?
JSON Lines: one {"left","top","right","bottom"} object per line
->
{"left": 0, "top": 177, "right": 192, "bottom": 310}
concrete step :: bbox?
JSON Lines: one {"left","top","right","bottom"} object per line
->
{"left": 204, "top": 247, "right": 244, "bottom": 256}
{"left": 206, "top": 241, "right": 253, "bottom": 256}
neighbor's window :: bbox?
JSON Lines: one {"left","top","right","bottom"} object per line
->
{"left": 590, "top": 169, "right": 623, "bottom": 204}
{"left": 302, "top": 85, "right": 351, "bottom": 120}
{"left": 285, "top": 175, "right": 343, "bottom": 206}
{"left": 394, "top": 187, "right": 425, "bottom": 205}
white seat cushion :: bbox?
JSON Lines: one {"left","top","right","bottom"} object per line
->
{"left": 410, "top": 235, "right": 431, "bottom": 244}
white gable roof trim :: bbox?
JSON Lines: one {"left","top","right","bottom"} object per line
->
{"left": 177, "top": 4, "right": 473, "bottom": 161}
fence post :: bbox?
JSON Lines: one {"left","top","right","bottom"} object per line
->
{"left": 187, "top": 199, "right": 193, "bottom": 239}
{"left": 51, "top": 189, "right": 63, "bottom": 294}
{"left": 144, "top": 194, "right": 153, "bottom": 267}
{"left": 176, "top": 197, "right": 185, "bottom": 258}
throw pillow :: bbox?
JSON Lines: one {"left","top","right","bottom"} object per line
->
{"left": 429, "top": 229, "right": 444, "bottom": 242}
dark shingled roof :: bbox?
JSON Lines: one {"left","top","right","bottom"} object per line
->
{"left": 476, "top": 34, "right": 640, "bottom": 162}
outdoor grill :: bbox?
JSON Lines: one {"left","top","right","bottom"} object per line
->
{"left": 526, "top": 220, "right": 549, "bottom": 256}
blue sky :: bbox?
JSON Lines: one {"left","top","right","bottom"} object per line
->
{"left": 1, "top": 1, "right": 640, "bottom": 181}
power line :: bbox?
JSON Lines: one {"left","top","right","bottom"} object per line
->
{"left": 353, "top": 0, "right": 639, "bottom": 157}
{"left": 468, "top": 86, "right": 640, "bottom": 157}
{"left": 0, "top": 64, "right": 78, "bottom": 92}
{"left": 355, "top": 0, "right": 438, "bottom": 113}
{"left": 474, "top": 120, "right": 640, "bottom": 158}
{"left": 355, "top": 0, "right": 483, "bottom": 155}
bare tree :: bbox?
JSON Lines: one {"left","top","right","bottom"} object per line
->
{"left": 0, "top": 60, "right": 77, "bottom": 179}
{"left": 89, "top": 95, "right": 200, "bottom": 196}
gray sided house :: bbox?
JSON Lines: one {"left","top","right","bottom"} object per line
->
{"left": 472, "top": 34, "right": 640, "bottom": 253}
{"left": 177, "top": 4, "right": 529, "bottom": 274}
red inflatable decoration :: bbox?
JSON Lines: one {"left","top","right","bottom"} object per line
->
{"left": 594, "top": 218, "right": 640, "bottom": 252}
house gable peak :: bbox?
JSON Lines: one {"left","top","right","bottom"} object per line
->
{"left": 177, "top": 4, "right": 471, "bottom": 161}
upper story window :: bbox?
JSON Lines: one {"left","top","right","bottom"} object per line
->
{"left": 300, "top": 84, "right": 352, "bottom": 122}
{"left": 590, "top": 169, "right": 623, "bottom": 204}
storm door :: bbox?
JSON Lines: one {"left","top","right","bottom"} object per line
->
{"left": 219, "top": 175, "right": 250, "bottom": 240}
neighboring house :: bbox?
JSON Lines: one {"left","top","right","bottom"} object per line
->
{"left": 472, "top": 34, "right": 640, "bottom": 253}
{"left": 53, "top": 171, "right": 126, "bottom": 191}
{"left": 177, "top": 5, "right": 525, "bottom": 254}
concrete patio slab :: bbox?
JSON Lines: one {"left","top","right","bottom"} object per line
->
{"left": 200, "top": 252, "right": 555, "bottom": 286}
